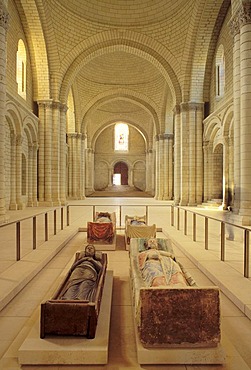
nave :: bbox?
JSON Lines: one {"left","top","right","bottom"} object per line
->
{"left": 0, "top": 198, "right": 251, "bottom": 369}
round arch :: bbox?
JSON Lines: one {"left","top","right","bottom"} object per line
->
{"left": 91, "top": 120, "right": 148, "bottom": 151}
{"left": 59, "top": 32, "right": 182, "bottom": 104}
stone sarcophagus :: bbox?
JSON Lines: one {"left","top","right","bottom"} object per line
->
{"left": 87, "top": 212, "right": 116, "bottom": 244}
{"left": 40, "top": 245, "right": 107, "bottom": 339}
{"left": 125, "top": 215, "right": 156, "bottom": 250}
{"left": 129, "top": 238, "right": 221, "bottom": 348}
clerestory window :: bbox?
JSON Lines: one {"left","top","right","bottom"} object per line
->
{"left": 16, "top": 39, "right": 27, "bottom": 100}
{"left": 114, "top": 123, "right": 129, "bottom": 151}
{"left": 215, "top": 45, "right": 225, "bottom": 99}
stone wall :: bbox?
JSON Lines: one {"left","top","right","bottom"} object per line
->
{"left": 94, "top": 124, "right": 147, "bottom": 190}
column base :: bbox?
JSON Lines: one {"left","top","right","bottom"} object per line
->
{"left": 240, "top": 215, "right": 251, "bottom": 226}
{"left": 9, "top": 203, "right": 18, "bottom": 210}
{"left": 60, "top": 199, "right": 68, "bottom": 206}
{"left": 0, "top": 214, "right": 10, "bottom": 224}
{"left": 18, "top": 203, "right": 26, "bottom": 210}
{"left": 38, "top": 201, "right": 55, "bottom": 207}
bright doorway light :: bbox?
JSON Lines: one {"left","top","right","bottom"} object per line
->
{"left": 113, "top": 174, "right": 121, "bottom": 185}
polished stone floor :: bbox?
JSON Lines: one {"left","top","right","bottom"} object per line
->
{"left": 0, "top": 196, "right": 251, "bottom": 369}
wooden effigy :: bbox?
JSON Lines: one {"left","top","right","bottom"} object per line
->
{"left": 40, "top": 245, "right": 107, "bottom": 339}
{"left": 125, "top": 215, "right": 156, "bottom": 250}
{"left": 87, "top": 212, "right": 116, "bottom": 246}
{"left": 129, "top": 238, "right": 221, "bottom": 348}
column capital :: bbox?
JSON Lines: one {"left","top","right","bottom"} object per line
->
{"left": 163, "top": 133, "right": 174, "bottom": 140}
{"left": 60, "top": 103, "right": 68, "bottom": 113}
{"left": 230, "top": 2, "right": 251, "bottom": 35}
{"left": 173, "top": 104, "right": 180, "bottom": 115}
{"left": 181, "top": 101, "right": 204, "bottom": 112}
{"left": 239, "top": 2, "right": 251, "bottom": 27}
{"left": 10, "top": 131, "right": 16, "bottom": 146}
{"left": 37, "top": 99, "right": 53, "bottom": 110}
{"left": 16, "top": 134, "right": 23, "bottom": 146}
{"left": 229, "top": 13, "right": 240, "bottom": 37}
{"left": 0, "top": 4, "right": 9, "bottom": 30}
{"left": 67, "top": 132, "right": 78, "bottom": 139}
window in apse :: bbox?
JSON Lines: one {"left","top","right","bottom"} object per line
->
{"left": 114, "top": 123, "right": 129, "bottom": 151}
{"left": 215, "top": 45, "right": 225, "bottom": 99}
{"left": 16, "top": 39, "right": 27, "bottom": 100}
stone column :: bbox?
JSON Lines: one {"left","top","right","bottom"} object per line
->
{"left": 158, "top": 134, "right": 164, "bottom": 200}
{"left": 37, "top": 100, "right": 53, "bottom": 205}
{"left": 207, "top": 142, "right": 214, "bottom": 200}
{"left": 32, "top": 142, "right": 38, "bottom": 206}
{"left": 76, "top": 133, "right": 82, "bottom": 198}
{"left": 27, "top": 144, "right": 33, "bottom": 206}
{"left": 67, "top": 134, "right": 72, "bottom": 198}
{"left": 179, "top": 102, "right": 203, "bottom": 206}
{"left": 222, "top": 138, "right": 229, "bottom": 210}
{"left": 163, "top": 133, "right": 174, "bottom": 200}
{"left": 145, "top": 149, "right": 152, "bottom": 193}
{"left": 67, "top": 133, "right": 77, "bottom": 199}
{"left": 203, "top": 140, "right": 209, "bottom": 202}
{"left": 72, "top": 134, "right": 77, "bottom": 198}
{"left": 154, "top": 135, "right": 160, "bottom": 199}
{"left": 51, "top": 101, "right": 61, "bottom": 205}
{"left": 81, "top": 134, "right": 86, "bottom": 199}
{"left": 230, "top": 13, "right": 241, "bottom": 214}
{"left": 60, "top": 103, "right": 67, "bottom": 204}
{"left": 85, "top": 148, "right": 94, "bottom": 195}
{"left": 9, "top": 131, "right": 17, "bottom": 210}
{"left": 16, "top": 134, "right": 24, "bottom": 209}
{"left": 173, "top": 105, "right": 181, "bottom": 205}
{"left": 108, "top": 167, "right": 112, "bottom": 186}
{"left": 195, "top": 103, "right": 204, "bottom": 205}
{"left": 180, "top": 103, "right": 189, "bottom": 205}
{"left": 168, "top": 135, "right": 174, "bottom": 199}
{"left": 238, "top": 3, "right": 251, "bottom": 224}
{"left": 0, "top": 2, "right": 8, "bottom": 221}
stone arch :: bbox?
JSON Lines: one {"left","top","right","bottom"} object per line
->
{"left": 222, "top": 105, "right": 234, "bottom": 137}
{"left": 18, "top": 0, "right": 50, "bottom": 100}
{"left": 59, "top": 32, "right": 182, "bottom": 104}
{"left": 212, "top": 143, "right": 224, "bottom": 200}
{"left": 23, "top": 116, "right": 39, "bottom": 147}
{"left": 91, "top": 119, "right": 148, "bottom": 151}
{"left": 183, "top": 0, "right": 230, "bottom": 102}
{"left": 82, "top": 90, "right": 160, "bottom": 135}
{"left": 5, "top": 101, "right": 23, "bottom": 135}
{"left": 113, "top": 161, "right": 129, "bottom": 185}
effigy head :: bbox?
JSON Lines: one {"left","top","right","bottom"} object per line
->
{"left": 146, "top": 238, "right": 158, "bottom": 250}
{"left": 85, "top": 244, "right": 96, "bottom": 257}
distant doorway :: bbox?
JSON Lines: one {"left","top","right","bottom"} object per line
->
{"left": 113, "top": 162, "right": 128, "bottom": 185}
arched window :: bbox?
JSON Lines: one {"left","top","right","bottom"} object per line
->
{"left": 67, "top": 88, "right": 76, "bottom": 133}
{"left": 16, "top": 39, "right": 27, "bottom": 99}
{"left": 114, "top": 123, "right": 129, "bottom": 151}
{"left": 215, "top": 45, "right": 225, "bottom": 99}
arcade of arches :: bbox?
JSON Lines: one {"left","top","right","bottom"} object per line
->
{"left": 0, "top": 0, "right": 251, "bottom": 224}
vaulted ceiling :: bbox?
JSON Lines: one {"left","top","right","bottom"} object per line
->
{"left": 16, "top": 0, "right": 231, "bottom": 144}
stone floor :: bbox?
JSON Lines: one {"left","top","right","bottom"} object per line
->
{"left": 0, "top": 196, "right": 251, "bottom": 369}
{"left": 87, "top": 185, "right": 153, "bottom": 197}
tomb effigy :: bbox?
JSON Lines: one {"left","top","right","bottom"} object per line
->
{"left": 125, "top": 215, "right": 156, "bottom": 250}
{"left": 129, "top": 237, "right": 225, "bottom": 364}
{"left": 87, "top": 212, "right": 116, "bottom": 249}
{"left": 40, "top": 244, "right": 107, "bottom": 339}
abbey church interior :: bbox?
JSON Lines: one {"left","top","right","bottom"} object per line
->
{"left": 1, "top": 0, "right": 251, "bottom": 369}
